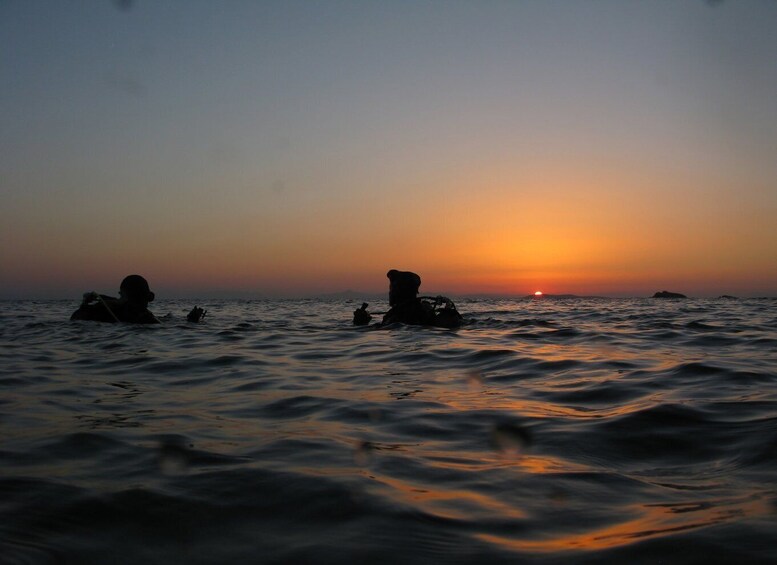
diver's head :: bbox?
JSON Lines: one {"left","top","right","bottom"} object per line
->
{"left": 387, "top": 269, "right": 421, "bottom": 306}
{"left": 119, "top": 275, "right": 155, "bottom": 306}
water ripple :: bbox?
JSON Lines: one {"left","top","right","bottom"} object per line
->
{"left": 1, "top": 298, "right": 776, "bottom": 563}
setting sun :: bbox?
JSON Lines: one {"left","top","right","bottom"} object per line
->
{"left": 534, "top": 291, "right": 543, "bottom": 296}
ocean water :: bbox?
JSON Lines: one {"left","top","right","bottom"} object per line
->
{"left": 1, "top": 297, "right": 776, "bottom": 564}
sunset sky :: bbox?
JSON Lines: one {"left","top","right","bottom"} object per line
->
{"left": 2, "top": 0, "right": 776, "bottom": 298}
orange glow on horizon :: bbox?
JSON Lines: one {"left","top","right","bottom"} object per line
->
{"left": 3, "top": 161, "right": 776, "bottom": 299}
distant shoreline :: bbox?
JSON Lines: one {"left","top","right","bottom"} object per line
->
{"left": 4, "top": 294, "right": 776, "bottom": 301}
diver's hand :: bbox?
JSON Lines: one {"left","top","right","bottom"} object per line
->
{"left": 353, "top": 302, "right": 372, "bottom": 326}
{"left": 81, "top": 291, "right": 99, "bottom": 306}
{"left": 187, "top": 306, "right": 206, "bottom": 323}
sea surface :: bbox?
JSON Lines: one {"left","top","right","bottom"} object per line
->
{"left": 1, "top": 297, "right": 776, "bottom": 564}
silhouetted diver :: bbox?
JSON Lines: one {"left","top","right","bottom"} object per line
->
{"left": 70, "top": 275, "right": 205, "bottom": 323}
{"left": 353, "top": 270, "right": 463, "bottom": 329}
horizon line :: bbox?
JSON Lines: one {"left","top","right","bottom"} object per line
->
{"left": 2, "top": 291, "right": 775, "bottom": 301}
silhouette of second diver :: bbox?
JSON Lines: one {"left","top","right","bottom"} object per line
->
{"left": 353, "top": 269, "right": 463, "bottom": 329}
{"left": 70, "top": 275, "right": 205, "bottom": 324}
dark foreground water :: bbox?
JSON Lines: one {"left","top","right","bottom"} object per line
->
{"left": 1, "top": 298, "right": 776, "bottom": 564}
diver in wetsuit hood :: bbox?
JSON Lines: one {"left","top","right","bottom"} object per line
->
{"left": 353, "top": 270, "right": 463, "bottom": 329}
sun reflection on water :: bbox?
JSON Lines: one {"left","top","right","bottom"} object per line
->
{"left": 475, "top": 495, "right": 771, "bottom": 553}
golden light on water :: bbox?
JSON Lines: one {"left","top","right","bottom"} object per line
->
{"left": 474, "top": 495, "right": 771, "bottom": 553}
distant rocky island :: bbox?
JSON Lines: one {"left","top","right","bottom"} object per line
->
{"left": 524, "top": 294, "right": 604, "bottom": 299}
{"left": 652, "top": 291, "right": 687, "bottom": 298}
{"left": 313, "top": 290, "right": 747, "bottom": 301}
{"left": 318, "top": 291, "right": 609, "bottom": 301}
